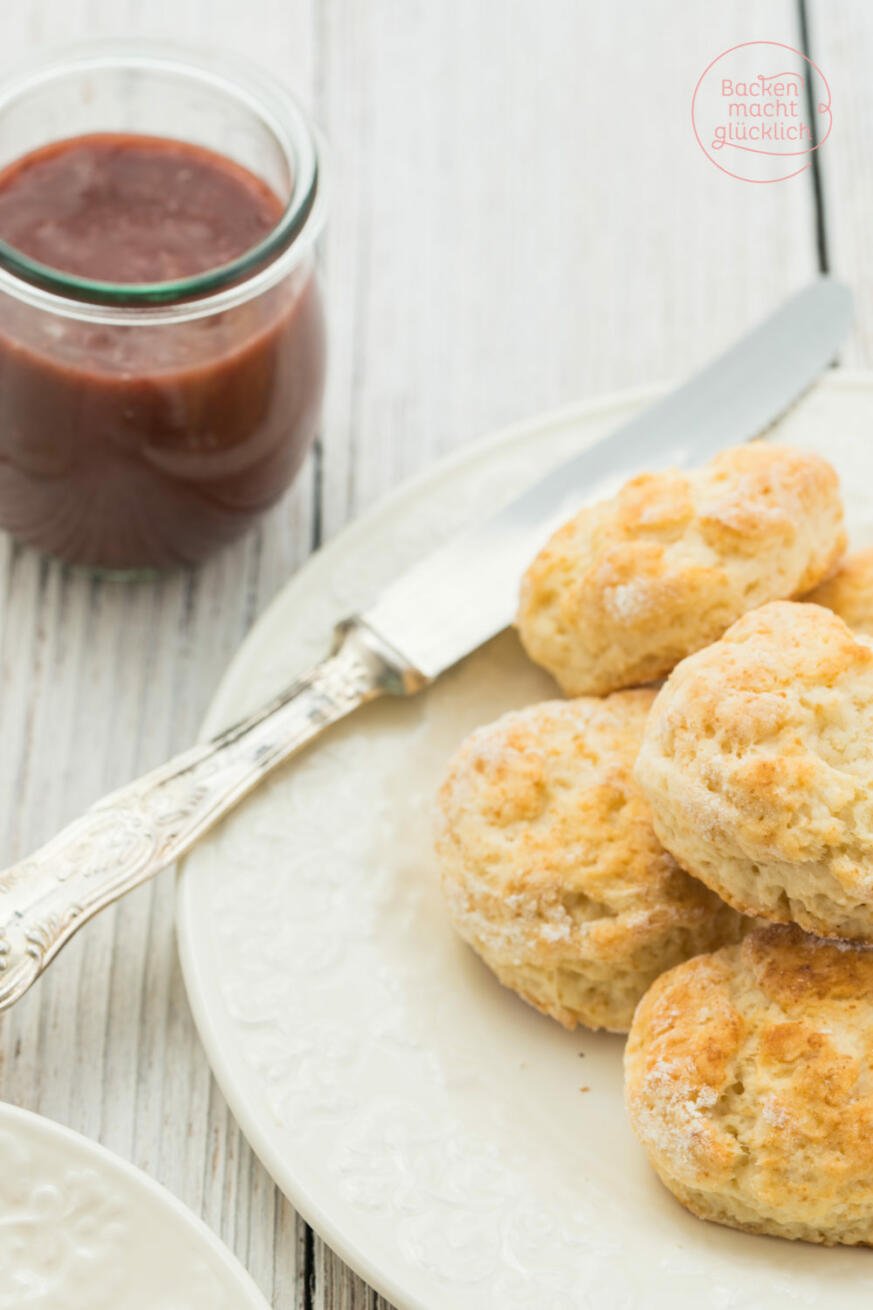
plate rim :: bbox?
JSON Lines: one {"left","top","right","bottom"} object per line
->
{"left": 176, "top": 369, "right": 871, "bottom": 1310}
{"left": 0, "top": 1098, "right": 270, "bottom": 1308}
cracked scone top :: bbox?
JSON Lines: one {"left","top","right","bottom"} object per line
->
{"left": 517, "top": 443, "right": 846, "bottom": 696}
{"left": 625, "top": 924, "right": 873, "bottom": 1246}
{"left": 435, "top": 690, "right": 744, "bottom": 1033}
{"left": 635, "top": 600, "right": 873, "bottom": 942}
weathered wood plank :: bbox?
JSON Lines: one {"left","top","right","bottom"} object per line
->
{"left": 808, "top": 0, "right": 873, "bottom": 363}
{"left": 0, "top": 3, "right": 318, "bottom": 1307}
{"left": 316, "top": 0, "right": 817, "bottom": 539}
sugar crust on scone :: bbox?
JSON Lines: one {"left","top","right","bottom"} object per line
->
{"left": 635, "top": 601, "right": 873, "bottom": 943}
{"left": 625, "top": 924, "right": 873, "bottom": 1246}
{"left": 517, "top": 443, "right": 846, "bottom": 696}
{"left": 436, "top": 690, "right": 744, "bottom": 1032}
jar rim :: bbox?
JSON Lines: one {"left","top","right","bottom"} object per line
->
{"left": 0, "top": 42, "right": 326, "bottom": 325}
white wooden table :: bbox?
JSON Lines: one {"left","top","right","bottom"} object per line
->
{"left": 0, "top": 2, "right": 867, "bottom": 1305}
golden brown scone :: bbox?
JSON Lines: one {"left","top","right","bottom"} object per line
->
{"left": 625, "top": 924, "right": 873, "bottom": 1246}
{"left": 517, "top": 443, "right": 846, "bottom": 696}
{"left": 807, "top": 546, "right": 873, "bottom": 636}
{"left": 435, "top": 690, "right": 744, "bottom": 1032}
{"left": 635, "top": 600, "right": 873, "bottom": 942}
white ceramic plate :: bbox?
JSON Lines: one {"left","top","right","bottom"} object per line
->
{"left": 0, "top": 1100, "right": 269, "bottom": 1310}
{"left": 177, "top": 373, "right": 873, "bottom": 1310}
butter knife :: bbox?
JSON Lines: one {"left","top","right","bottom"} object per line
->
{"left": 0, "top": 277, "right": 852, "bottom": 1009}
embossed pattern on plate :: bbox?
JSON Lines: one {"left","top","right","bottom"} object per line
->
{"left": 0, "top": 1102, "right": 269, "bottom": 1310}
{"left": 177, "top": 377, "right": 873, "bottom": 1310}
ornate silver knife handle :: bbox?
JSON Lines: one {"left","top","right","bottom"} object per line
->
{"left": 0, "top": 618, "right": 425, "bottom": 1012}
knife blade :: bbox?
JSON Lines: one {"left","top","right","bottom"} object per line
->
{"left": 364, "top": 278, "right": 852, "bottom": 680}
{"left": 0, "top": 280, "right": 853, "bottom": 1011}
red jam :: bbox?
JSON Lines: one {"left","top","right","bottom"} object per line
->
{"left": 0, "top": 133, "right": 325, "bottom": 568}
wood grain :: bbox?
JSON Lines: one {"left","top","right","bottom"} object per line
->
{"left": 0, "top": 1, "right": 837, "bottom": 1306}
{"left": 808, "top": 0, "right": 873, "bottom": 364}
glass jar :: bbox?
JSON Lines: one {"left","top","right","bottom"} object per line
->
{"left": 0, "top": 45, "right": 327, "bottom": 571}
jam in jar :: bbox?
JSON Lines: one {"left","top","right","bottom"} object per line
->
{"left": 0, "top": 48, "right": 326, "bottom": 569}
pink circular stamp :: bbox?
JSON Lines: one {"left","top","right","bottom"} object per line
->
{"left": 692, "top": 41, "right": 832, "bottom": 183}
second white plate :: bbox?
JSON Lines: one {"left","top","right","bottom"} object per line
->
{"left": 177, "top": 373, "right": 873, "bottom": 1310}
{"left": 0, "top": 1101, "right": 269, "bottom": 1310}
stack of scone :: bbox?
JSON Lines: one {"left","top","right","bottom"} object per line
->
{"left": 436, "top": 440, "right": 873, "bottom": 1247}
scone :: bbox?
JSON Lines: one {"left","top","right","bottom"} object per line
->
{"left": 517, "top": 443, "right": 845, "bottom": 696}
{"left": 635, "top": 600, "right": 873, "bottom": 942}
{"left": 625, "top": 924, "right": 873, "bottom": 1246}
{"left": 436, "top": 690, "right": 744, "bottom": 1032}
{"left": 807, "top": 546, "right": 873, "bottom": 635}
